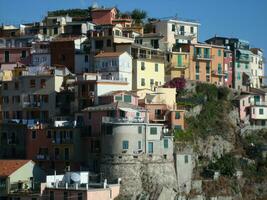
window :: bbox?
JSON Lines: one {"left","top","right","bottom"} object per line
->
{"left": 60, "top": 54, "right": 66, "bottom": 61}
{"left": 180, "top": 26, "right": 185, "bottom": 35}
{"left": 95, "top": 40, "right": 104, "bottom": 49}
{"left": 151, "top": 39, "right": 159, "bottom": 49}
{"left": 150, "top": 127, "right": 157, "bottom": 135}
{"left": 78, "top": 193, "right": 83, "bottom": 200}
{"left": 164, "top": 139, "right": 168, "bottom": 149}
{"left": 195, "top": 63, "right": 200, "bottom": 73}
{"left": 3, "top": 83, "right": 8, "bottom": 90}
{"left": 84, "top": 55, "right": 89, "bottom": 62}
{"left": 141, "top": 78, "right": 145, "bottom": 86}
{"left": 47, "top": 130, "right": 51, "bottom": 138}
{"left": 53, "top": 27, "right": 58, "bottom": 34}
{"left": 141, "top": 62, "right": 145, "bottom": 70}
{"left": 175, "top": 112, "right": 180, "bottom": 119}
{"left": 106, "top": 39, "right": 112, "bottom": 47}
{"left": 40, "top": 79, "right": 46, "bottom": 88}
{"left": 155, "top": 63, "right": 159, "bottom": 72}
{"left": 237, "top": 72, "right": 241, "bottom": 80}
{"left": 21, "top": 50, "right": 26, "bottom": 58}
{"left": 4, "top": 51, "right": 9, "bottom": 62}
{"left": 237, "top": 63, "right": 240, "bottom": 68}
{"left": 218, "top": 64, "right": 222, "bottom": 74}
{"left": 148, "top": 142, "right": 153, "bottom": 154}
{"left": 172, "top": 24, "right": 175, "bottom": 32}
{"left": 32, "top": 131, "right": 36, "bottom": 139}
{"left": 14, "top": 82, "right": 19, "bottom": 90}
{"left": 115, "top": 95, "right": 122, "bottom": 101}
{"left": 30, "top": 79, "right": 36, "bottom": 88}
{"left": 206, "top": 75, "right": 210, "bottom": 82}
{"left": 184, "top": 155, "right": 189, "bottom": 163}
{"left": 206, "top": 62, "right": 210, "bottom": 74}
{"left": 190, "top": 26, "right": 194, "bottom": 34}
{"left": 175, "top": 125, "right": 181, "bottom": 130}
{"left": 122, "top": 140, "right": 129, "bottom": 150}
{"left": 196, "top": 74, "right": 199, "bottom": 80}
{"left": 218, "top": 49, "right": 222, "bottom": 57}
{"left": 64, "top": 148, "right": 69, "bottom": 160}
{"left": 253, "top": 108, "right": 255, "bottom": 114}
{"left": 150, "top": 79, "right": 154, "bottom": 85}
{"left": 259, "top": 109, "right": 264, "bottom": 115}
{"left": 135, "top": 126, "right": 141, "bottom": 135}
{"left": 49, "top": 191, "right": 54, "bottom": 200}
{"left": 242, "top": 100, "right": 245, "bottom": 106}
{"left": 124, "top": 95, "right": 132, "bottom": 103}
{"left": 245, "top": 64, "right": 249, "bottom": 69}
{"left": 62, "top": 192, "right": 68, "bottom": 200}
{"left": 138, "top": 141, "right": 142, "bottom": 149}
{"left": 42, "top": 95, "right": 49, "bottom": 103}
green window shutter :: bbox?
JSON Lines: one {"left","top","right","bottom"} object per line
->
{"left": 237, "top": 72, "right": 241, "bottom": 80}
{"left": 148, "top": 142, "right": 153, "bottom": 153}
{"left": 175, "top": 112, "right": 180, "bottom": 119}
{"left": 177, "top": 55, "right": 183, "bottom": 66}
{"left": 164, "top": 139, "right": 169, "bottom": 149}
{"left": 218, "top": 64, "right": 222, "bottom": 74}
{"left": 115, "top": 96, "right": 122, "bottom": 101}
{"left": 218, "top": 50, "right": 222, "bottom": 56}
{"left": 124, "top": 95, "right": 131, "bottom": 103}
{"left": 150, "top": 127, "right": 157, "bottom": 135}
{"left": 259, "top": 109, "right": 264, "bottom": 115}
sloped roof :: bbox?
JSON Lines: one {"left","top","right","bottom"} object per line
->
{"left": 82, "top": 101, "right": 145, "bottom": 112}
{"left": 0, "top": 160, "right": 31, "bottom": 177}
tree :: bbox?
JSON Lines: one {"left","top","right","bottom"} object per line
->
{"left": 131, "top": 9, "right": 147, "bottom": 24}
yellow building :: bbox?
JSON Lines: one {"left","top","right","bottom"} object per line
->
{"left": 132, "top": 45, "right": 165, "bottom": 90}
{"left": 165, "top": 44, "right": 191, "bottom": 81}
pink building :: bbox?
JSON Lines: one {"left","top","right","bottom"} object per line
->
{"left": 0, "top": 47, "right": 31, "bottom": 66}
{"left": 91, "top": 8, "right": 117, "bottom": 25}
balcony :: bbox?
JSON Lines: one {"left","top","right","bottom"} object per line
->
{"left": 175, "top": 63, "right": 189, "bottom": 69}
{"left": 52, "top": 138, "right": 73, "bottom": 145}
{"left": 113, "top": 35, "right": 134, "bottom": 44}
{"left": 236, "top": 54, "right": 250, "bottom": 63}
{"left": 194, "top": 54, "right": 212, "bottom": 60}
{"left": 36, "top": 154, "right": 50, "bottom": 160}
{"left": 102, "top": 116, "right": 146, "bottom": 124}
{"left": 211, "top": 70, "right": 225, "bottom": 76}
{"left": 22, "top": 101, "right": 41, "bottom": 109}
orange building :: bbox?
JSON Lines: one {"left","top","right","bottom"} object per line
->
{"left": 188, "top": 43, "right": 225, "bottom": 85}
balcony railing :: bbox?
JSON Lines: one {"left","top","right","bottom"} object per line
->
{"left": 211, "top": 70, "right": 225, "bottom": 76}
{"left": 252, "top": 101, "right": 267, "bottom": 106}
{"left": 194, "top": 54, "right": 213, "bottom": 60}
{"left": 22, "top": 101, "right": 41, "bottom": 109}
{"left": 36, "top": 154, "right": 50, "bottom": 160}
{"left": 52, "top": 138, "right": 73, "bottom": 145}
{"left": 237, "top": 55, "right": 250, "bottom": 63}
{"left": 102, "top": 116, "right": 146, "bottom": 124}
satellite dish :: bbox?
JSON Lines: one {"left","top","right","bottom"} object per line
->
{"left": 70, "top": 173, "right": 81, "bottom": 183}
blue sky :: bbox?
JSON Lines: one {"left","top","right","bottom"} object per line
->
{"left": 0, "top": 0, "right": 266, "bottom": 79}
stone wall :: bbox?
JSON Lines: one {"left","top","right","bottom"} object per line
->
{"left": 100, "top": 154, "right": 178, "bottom": 199}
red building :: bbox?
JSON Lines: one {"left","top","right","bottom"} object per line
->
{"left": 224, "top": 49, "right": 233, "bottom": 88}
{"left": 50, "top": 39, "right": 75, "bottom": 73}
{"left": 91, "top": 7, "right": 117, "bottom": 25}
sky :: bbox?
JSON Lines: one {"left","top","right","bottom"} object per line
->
{"left": 0, "top": 0, "right": 267, "bottom": 79}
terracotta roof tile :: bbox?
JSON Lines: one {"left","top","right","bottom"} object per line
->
{"left": 0, "top": 160, "right": 31, "bottom": 177}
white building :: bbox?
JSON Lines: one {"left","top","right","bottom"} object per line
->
{"left": 250, "top": 48, "right": 265, "bottom": 88}
{"left": 94, "top": 52, "right": 133, "bottom": 89}
{"left": 153, "top": 19, "right": 200, "bottom": 51}
{"left": 31, "top": 41, "right": 51, "bottom": 66}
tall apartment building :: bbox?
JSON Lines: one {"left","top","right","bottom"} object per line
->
{"left": 250, "top": 48, "right": 265, "bottom": 88}
{"left": 0, "top": 67, "right": 68, "bottom": 122}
